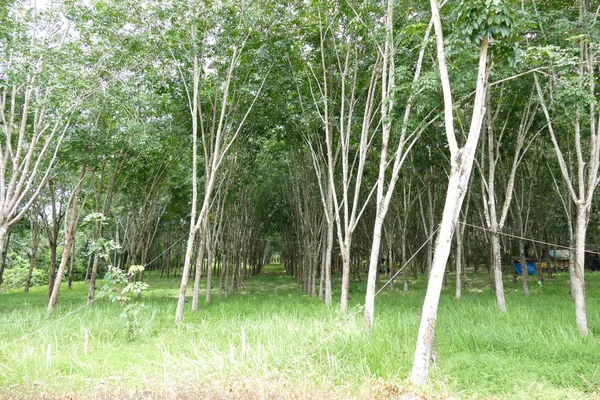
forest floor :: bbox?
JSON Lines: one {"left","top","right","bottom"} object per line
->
{"left": 0, "top": 265, "right": 599, "bottom": 399}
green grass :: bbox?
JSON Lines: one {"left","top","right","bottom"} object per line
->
{"left": 0, "top": 266, "right": 599, "bottom": 399}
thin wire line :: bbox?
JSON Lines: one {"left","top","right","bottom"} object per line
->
{"left": 0, "top": 235, "right": 190, "bottom": 331}
{"left": 143, "top": 233, "right": 188, "bottom": 266}
{"left": 375, "top": 227, "right": 439, "bottom": 297}
{"left": 460, "top": 221, "right": 600, "bottom": 256}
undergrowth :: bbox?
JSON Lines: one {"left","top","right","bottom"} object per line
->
{"left": 0, "top": 265, "right": 598, "bottom": 399}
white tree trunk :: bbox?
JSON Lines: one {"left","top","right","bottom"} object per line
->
{"left": 364, "top": 216, "right": 384, "bottom": 332}
{"left": 324, "top": 205, "right": 333, "bottom": 305}
{"left": 455, "top": 224, "right": 463, "bottom": 300}
{"left": 411, "top": 0, "right": 489, "bottom": 381}
{"left": 48, "top": 166, "right": 87, "bottom": 313}
{"left": 573, "top": 206, "right": 588, "bottom": 336}
{"left": 191, "top": 222, "right": 207, "bottom": 311}
{"left": 340, "top": 241, "right": 351, "bottom": 313}
{"left": 175, "top": 228, "right": 198, "bottom": 324}
{"left": 491, "top": 230, "right": 506, "bottom": 311}
{"left": 411, "top": 166, "right": 469, "bottom": 385}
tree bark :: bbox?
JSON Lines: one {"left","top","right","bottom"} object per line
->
{"left": 491, "top": 230, "right": 506, "bottom": 311}
{"left": 340, "top": 240, "right": 351, "bottom": 313}
{"left": 573, "top": 206, "right": 588, "bottom": 335}
{"left": 24, "top": 209, "right": 40, "bottom": 293}
{"left": 48, "top": 166, "right": 87, "bottom": 313}
{"left": 68, "top": 235, "right": 75, "bottom": 289}
{"left": 0, "top": 228, "right": 11, "bottom": 285}
{"left": 410, "top": 0, "right": 489, "bottom": 382}
{"left": 518, "top": 240, "right": 529, "bottom": 297}
{"left": 191, "top": 220, "right": 208, "bottom": 311}
{"left": 455, "top": 223, "right": 463, "bottom": 300}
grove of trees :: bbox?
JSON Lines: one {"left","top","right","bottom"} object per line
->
{"left": 1, "top": 0, "right": 599, "bottom": 387}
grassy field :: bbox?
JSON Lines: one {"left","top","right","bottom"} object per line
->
{"left": 0, "top": 265, "right": 599, "bottom": 399}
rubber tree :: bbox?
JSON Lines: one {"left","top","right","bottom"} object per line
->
{"left": 170, "top": 0, "right": 272, "bottom": 325}
{"left": 0, "top": 3, "right": 85, "bottom": 256}
{"left": 410, "top": 0, "right": 517, "bottom": 387}
{"left": 308, "top": 2, "right": 381, "bottom": 313}
{"left": 40, "top": 178, "right": 66, "bottom": 297}
{"left": 363, "top": 0, "right": 434, "bottom": 333}
{"left": 47, "top": 165, "right": 89, "bottom": 313}
{"left": 530, "top": 0, "right": 599, "bottom": 337}
{"left": 477, "top": 85, "right": 537, "bottom": 311}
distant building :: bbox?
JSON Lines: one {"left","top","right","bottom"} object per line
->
{"left": 549, "top": 249, "right": 569, "bottom": 271}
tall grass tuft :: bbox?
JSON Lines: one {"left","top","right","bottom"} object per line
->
{"left": 0, "top": 267, "right": 598, "bottom": 399}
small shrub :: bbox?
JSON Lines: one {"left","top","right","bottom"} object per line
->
{"left": 3, "top": 267, "right": 48, "bottom": 288}
{"left": 7, "top": 252, "right": 29, "bottom": 269}
{"left": 100, "top": 264, "right": 149, "bottom": 341}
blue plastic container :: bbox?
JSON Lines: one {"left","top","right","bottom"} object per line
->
{"left": 513, "top": 261, "right": 537, "bottom": 275}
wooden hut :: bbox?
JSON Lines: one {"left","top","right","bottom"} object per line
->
{"left": 549, "top": 249, "right": 569, "bottom": 271}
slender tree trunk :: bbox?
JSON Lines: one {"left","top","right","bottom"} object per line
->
{"left": 412, "top": 167, "right": 474, "bottom": 385}
{"left": 84, "top": 250, "right": 92, "bottom": 283}
{"left": 24, "top": 211, "right": 40, "bottom": 293}
{"left": 324, "top": 193, "right": 333, "bottom": 305}
{"left": 48, "top": 236, "right": 58, "bottom": 294}
{"left": 402, "top": 227, "right": 409, "bottom": 292}
{"left": 340, "top": 241, "right": 351, "bottom": 312}
{"left": 219, "top": 252, "right": 227, "bottom": 300}
{"left": 519, "top": 240, "right": 529, "bottom": 297}
{"left": 48, "top": 166, "right": 87, "bottom": 313}
{"left": 68, "top": 237, "right": 75, "bottom": 289}
{"left": 311, "top": 247, "right": 318, "bottom": 297}
{"left": 0, "top": 229, "right": 11, "bottom": 285}
{"left": 491, "top": 230, "right": 506, "bottom": 311}
{"left": 46, "top": 182, "right": 63, "bottom": 296}
{"left": 86, "top": 252, "right": 102, "bottom": 305}
{"left": 572, "top": 206, "right": 588, "bottom": 336}
{"left": 318, "top": 233, "right": 325, "bottom": 301}
{"left": 191, "top": 222, "right": 208, "bottom": 311}
{"left": 455, "top": 224, "right": 463, "bottom": 300}
{"left": 410, "top": 0, "right": 489, "bottom": 380}
{"left": 175, "top": 230, "right": 198, "bottom": 323}
{"left": 225, "top": 255, "right": 230, "bottom": 298}
{"left": 364, "top": 218, "right": 384, "bottom": 331}
{"left": 206, "top": 242, "right": 214, "bottom": 303}
{"left": 388, "top": 246, "right": 394, "bottom": 291}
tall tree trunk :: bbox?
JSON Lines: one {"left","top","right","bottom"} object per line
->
{"left": 572, "top": 206, "right": 588, "bottom": 335}
{"left": 48, "top": 166, "right": 87, "bottom": 313}
{"left": 364, "top": 217, "right": 384, "bottom": 330}
{"left": 455, "top": 223, "right": 463, "bottom": 300}
{"left": 24, "top": 209, "right": 40, "bottom": 293}
{"left": 491, "top": 230, "right": 506, "bottom": 311}
{"left": 191, "top": 221, "right": 208, "bottom": 311}
{"left": 68, "top": 236, "right": 75, "bottom": 289}
{"left": 48, "top": 238, "right": 58, "bottom": 295}
{"left": 518, "top": 241, "right": 529, "bottom": 297}
{"left": 411, "top": 0, "right": 489, "bottom": 382}
{"left": 225, "top": 254, "right": 230, "bottom": 298}
{"left": 175, "top": 230, "right": 197, "bottom": 323}
{"left": 310, "top": 251, "right": 317, "bottom": 297}
{"left": 340, "top": 241, "right": 351, "bottom": 313}
{"left": 0, "top": 229, "right": 11, "bottom": 285}
{"left": 46, "top": 182, "right": 62, "bottom": 297}
{"left": 219, "top": 252, "right": 226, "bottom": 300}
{"left": 205, "top": 239, "right": 214, "bottom": 303}
{"left": 324, "top": 190, "right": 333, "bottom": 305}
{"left": 86, "top": 252, "right": 102, "bottom": 305}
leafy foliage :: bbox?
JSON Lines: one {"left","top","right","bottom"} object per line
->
{"left": 2, "top": 267, "right": 48, "bottom": 289}
{"left": 100, "top": 264, "right": 148, "bottom": 340}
